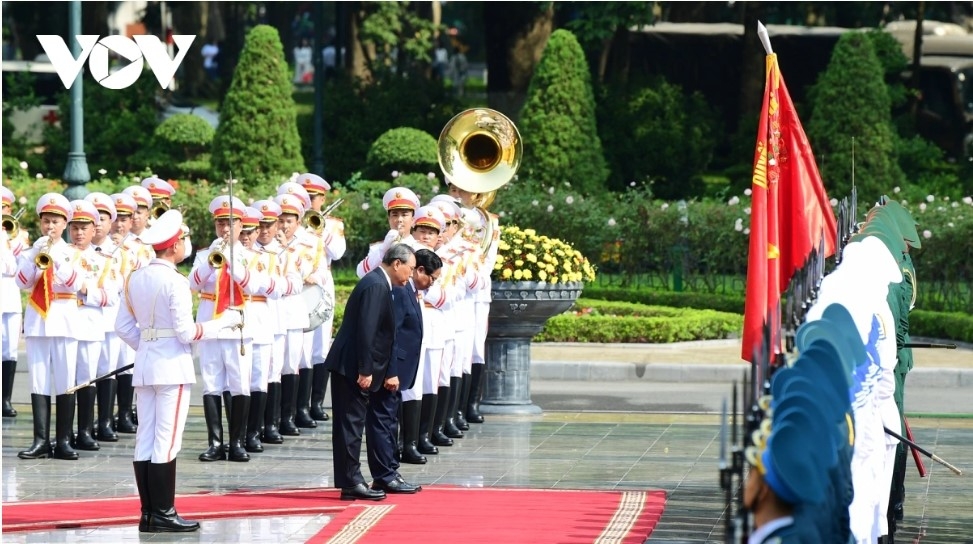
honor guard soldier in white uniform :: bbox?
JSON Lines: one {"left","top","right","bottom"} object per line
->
{"left": 115, "top": 209, "right": 243, "bottom": 533}
{"left": 297, "top": 173, "right": 347, "bottom": 423}
{"left": 277, "top": 182, "right": 322, "bottom": 429}
{"left": 251, "top": 199, "right": 303, "bottom": 444}
{"left": 399, "top": 205, "right": 447, "bottom": 464}
{"left": 2, "top": 186, "right": 28, "bottom": 418}
{"left": 67, "top": 199, "right": 119, "bottom": 451}
{"left": 191, "top": 195, "right": 267, "bottom": 462}
{"left": 123, "top": 186, "right": 154, "bottom": 261}
{"left": 84, "top": 193, "right": 125, "bottom": 442}
{"left": 356, "top": 187, "right": 420, "bottom": 278}
{"left": 15, "top": 193, "right": 88, "bottom": 460}
{"left": 272, "top": 191, "right": 315, "bottom": 436}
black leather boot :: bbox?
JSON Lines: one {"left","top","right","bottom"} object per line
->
{"left": 96, "top": 379, "right": 118, "bottom": 442}
{"left": 133, "top": 460, "right": 151, "bottom": 531}
{"left": 74, "top": 386, "right": 100, "bottom": 451}
{"left": 198, "top": 395, "right": 226, "bottom": 461}
{"left": 263, "top": 382, "right": 284, "bottom": 444}
{"left": 295, "top": 368, "right": 317, "bottom": 428}
{"left": 18, "top": 394, "right": 52, "bottom": 459}
{"left": 222, "top": 391, "right": 233, "bottom": 423}
{"left": 418, "top": 393, "right": 438, "bottom": 454}
{"left": 466, "top": 364, "right": 485, "bottom": 423}
{"left": 115, "top": 374, "right": 137, "bottom": 433}
{"left": 431, "top": 387, "right": 453, "bottom": 447}
{"left": 227, "top": 395, "right": 251, "bottom": 462}
{"left": 2, "top": 359, "right": 17, "bottom": 417}
{"left": 53, "top": 393, "right": 79, "bottom": 460}
{"left": 443, "top": 377, "right": 464, "bottom": 439}
{"left": 246, "top": 391, "right": 266, "bottom": 453}
{"left": 456, "top": 373, "right": 471, "bottom": 430}
{"left": 279, "top": 374, "right": 301, "bottom": 436}
{"left": 401, "top": 399, "right": 426, "bottom": 464}
{"left": 145, "top": 460, "right": 199, "bottom": 532}
{"left": 310, "top": 364, "right": 330, "bottom": 421}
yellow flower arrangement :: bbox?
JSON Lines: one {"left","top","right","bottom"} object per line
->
{"left": 492, "top": 225, "right": 596, "bottom": 284}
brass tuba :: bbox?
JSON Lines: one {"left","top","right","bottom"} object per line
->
{"left": 437, "top": 108, "right": 522, "bottom": 250}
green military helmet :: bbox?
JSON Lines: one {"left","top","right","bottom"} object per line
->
{"left": 854, "top": 210, "right": 907, "bottom": 260}
{"left": 880, "top": 199, "right": 921, "bottom": 249}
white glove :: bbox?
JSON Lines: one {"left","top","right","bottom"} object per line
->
{"left": 382, "top": 229, "right": 400, "bottom": 249}
{"left": 197, "top": 309, "right": 243, "bottom": 340}
{"left": 219, "top": 309, "right": 244, "bottom": 329}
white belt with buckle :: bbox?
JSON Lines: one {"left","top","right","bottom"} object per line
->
{"left": 141, "top": 328, "right": 178, "bottom": 341}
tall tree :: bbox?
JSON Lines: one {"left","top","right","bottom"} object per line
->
{"left": 807, "top": 32, "right": 904, "bottom": 205}
{"left": 559, "top": 2, "right": 656, "bottom": 84}
{"left": 211, "top": 24, "right": 305, "bottom": 180}
{"left": 519, "top": 29, "right": 608, "bottom": 194}
{"left": 483, "top": 1, "right": 553, "bottom": 116}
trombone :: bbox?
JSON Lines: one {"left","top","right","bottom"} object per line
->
{"left": 1, "top": 208, "right": 25, "bottom": 239}
{"left": 302, "top": 198, "right": 345, "bottom": 233}
{"left": 151, "top": 200, "right": 170, "bottom": 220}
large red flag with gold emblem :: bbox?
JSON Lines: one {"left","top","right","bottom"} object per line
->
{"left": 741, "top": 49, "right": 837, "bottom": 363}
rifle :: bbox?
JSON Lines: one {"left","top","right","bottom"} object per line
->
{"left": 884, "top": 426, "right": 962, "bottom": 475}
{"left": 903, "top": 342, "right": 956, "bottom": 349}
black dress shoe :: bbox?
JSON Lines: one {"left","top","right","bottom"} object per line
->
{"left": 372, "top": 476, "right": 421, "bottom": 494}
{"left": 341, "top": 482, "right": 386, "bottom": 501}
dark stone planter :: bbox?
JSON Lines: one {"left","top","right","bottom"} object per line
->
{"left": 480, "top": 281, "right": 583, "bottom": 415}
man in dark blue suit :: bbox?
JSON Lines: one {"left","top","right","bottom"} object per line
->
{"left": 394, "top": 249, "right": 443, "bottom": 466}
{"left": 323, "top": 244, "right": 416, "bottom": 501}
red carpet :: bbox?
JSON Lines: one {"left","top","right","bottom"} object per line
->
{"left": 2, "top": 486, "right": 666, "bottom": 543}
{"left": 309, "top": 487, "right": 667, "bottom": 544}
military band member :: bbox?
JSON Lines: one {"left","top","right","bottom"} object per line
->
{"left": 119, "top": 186, "right": 154, "bottom": 432}
{"left": 277, "top": 182, "right": 322, "bottom": 429}
{"left": 252, "top": 199, "right": 303, "bottom": 444}
{"left": 85, "top": 192, "right": 125, "bottom": 442}
{"left": 356, "top": 187, "right": 420, "bottom": 278}
{"left": 238, "top": 206, "right": 285, "bottom": 454}
{"left": 448, "top": 184, "right": 499, "bottom": 426}
{"left": 15, "top": 193, "right": 87, "bottom": 460}
{"left": 67, "top": 199, "right": 119, "bottom": 451}
{"left": 2, "top": 186, "right": 27, "bottom": 418}
{"left": 191, "top": 196, "right": 267, "bottom": 463}
{"left": 297, "top": 173, "right": 347, "bottom": 423}
{"left": 399, "top": 206, "right": 447, "bottom": 464}
{"left": 141, "top": 176, "right": 176, "bottom": 210}
{"left": 115, "top": 209, "right": 242, "bottom": 533}
{"left": 272, "top": 192, "right": 314, "bottom": 436}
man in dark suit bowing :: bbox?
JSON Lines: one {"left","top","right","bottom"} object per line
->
{"left": 324, "top": 243, "right": 417, "bottom": 501}
{"left": 392, "top": 249, "right": 443, "bottom": 466}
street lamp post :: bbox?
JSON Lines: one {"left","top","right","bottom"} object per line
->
{"left": 62, "top": 0, "right": 90, "bottom": 201}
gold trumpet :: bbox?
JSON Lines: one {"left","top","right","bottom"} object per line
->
{"left": 2, "top": 208, "right": 25, "bottom": 239}
{"left": 208, "top": 238, "right": 228, "bottom": 268}
{"left": 35, "top": 231, "right": 55, "bottom": 270}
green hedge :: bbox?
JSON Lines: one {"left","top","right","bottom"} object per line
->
{"left": 909, "top": 310, "right": 973, "bottom": 344}
{"left": 581, "top": 286, "right": 745, "bottom": 314}
{"left": 536, "top": 312, "right": 742, "bottom": 343}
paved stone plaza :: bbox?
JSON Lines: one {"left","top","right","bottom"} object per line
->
{"left": 2, "top": 340, "right": 971, "bottom": 543}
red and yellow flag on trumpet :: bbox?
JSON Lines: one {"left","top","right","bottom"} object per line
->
{"left": 741, "top": 50, "right": 837, "bottom": 363}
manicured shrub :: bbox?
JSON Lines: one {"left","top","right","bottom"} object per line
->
{"left": 519, "top": 29, "right": 608, "bottom": 194}
{"left": 146, "top": 114, "right": 215, "bottom": 180}
{"left": 365, "top": 127, "right": 438, "bottom": 179}
{"left": 211, "top": 25, "right": 305, "bottom": 182}
{"left": 807, "top": 32, "right": 904, "bottom": 207}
